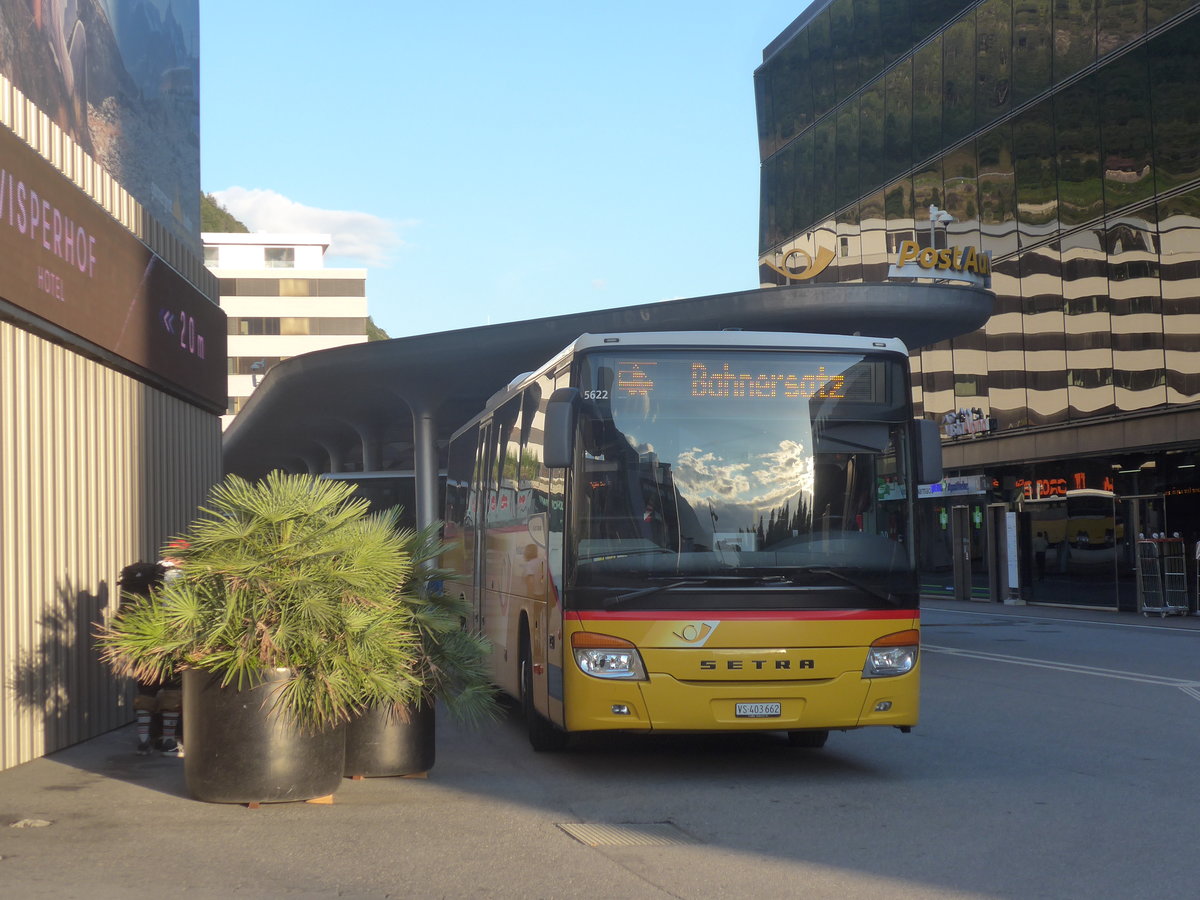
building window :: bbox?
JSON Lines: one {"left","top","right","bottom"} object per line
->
{"left": 279, "top": 317, "right": 368, "bottom": 336}
{"left": 227, "top": 318, "right": 281, "bottom": 336}
{"left": 278, "top": 279, "right": 312, "bottom": 297}
{"left": 228, "top": 356, "right": 284, "bottom": 375}
{"left": 227, "top": 317, "right": 367, "bottom": 336}
{"left": 217, "top": 278, "right": 367, "bottom": 298}
{"left": 317, "top": 279, "right": 367, "bottom": 297}
{"left": 954, "top": 374, "right": 984, "bottom": 397}
{"left": 264, "top": 247, "right": 295, "bottom": 268}
{"left": 204, "top": 246, "right": 220, "bottom": 267}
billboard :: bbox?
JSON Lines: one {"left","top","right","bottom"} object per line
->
{"left": 0, "top": 118, "right": 225, "bottom": 409}
{"left": 0, "top": 0, "right": 200, "bottom": 251}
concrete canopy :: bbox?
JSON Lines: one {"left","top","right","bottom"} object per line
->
{"left": 222, "top": 281, "right": 992, "bottom": 528}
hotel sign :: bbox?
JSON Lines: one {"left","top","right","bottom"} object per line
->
{"left": 0, "top": 125, "right": 226, "bottom": 410}
{"left": 887, "top": 240, "right": 992, "bottom": 288}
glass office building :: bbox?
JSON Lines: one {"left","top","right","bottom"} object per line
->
{"left": 756, "top": 0, "right": 1200, "bottom": 609}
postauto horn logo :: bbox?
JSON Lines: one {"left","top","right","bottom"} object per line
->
{"left": 762, "top": 246, "right": 836, "bottom": 281}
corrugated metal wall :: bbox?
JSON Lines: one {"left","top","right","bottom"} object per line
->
{"left": 0, "top": 321, "right": 222, "bottom": 771}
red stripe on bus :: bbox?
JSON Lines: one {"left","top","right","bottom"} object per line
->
{"left": 571, "top": 609, "right": 919, "bottom": 623}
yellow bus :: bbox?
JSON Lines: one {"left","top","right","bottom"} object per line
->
{"left": 443, "top": 331, "right": 941, "bottom": 750}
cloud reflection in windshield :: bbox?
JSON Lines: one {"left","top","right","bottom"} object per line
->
{"left": 670, "top": 439, "right": 815, "bottom": 529}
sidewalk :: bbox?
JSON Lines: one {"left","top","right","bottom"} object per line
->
{"left": 0, "top": 709, "right": 624, "bottom": 900}
{"left": 921, "top": 594, "right": 1200, "bottom": 630}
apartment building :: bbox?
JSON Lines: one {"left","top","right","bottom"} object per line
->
{"left": 203, "top": 233, "right": 369, "bottom": 429}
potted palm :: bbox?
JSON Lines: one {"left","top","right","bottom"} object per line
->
{"left": 97, "top": 472, "right": 422, "bottom": 804}
{"left": 343, "top": 521, "right": 497, "bottom": 778}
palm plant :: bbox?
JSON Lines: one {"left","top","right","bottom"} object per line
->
{"left": 397, "top": 521, "right": 498, "bottom": 725}
{"left": 97, "top": 471, "right": 422, "bottom": 732}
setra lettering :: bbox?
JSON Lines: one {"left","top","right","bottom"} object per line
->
{"left": 700, "top": 658, "right": 816, "bottom": 671}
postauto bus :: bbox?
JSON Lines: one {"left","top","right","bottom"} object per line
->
{"left": 442, "top": 331, "right": 942, "bottom": 750}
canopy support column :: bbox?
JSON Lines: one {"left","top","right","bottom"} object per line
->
{"left": 358, "top": 424, "right": 383, "bottom": 473}
{"left": 411, "top": 400, "right": 440, "bottom": 532}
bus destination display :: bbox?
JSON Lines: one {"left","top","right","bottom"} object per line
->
{"left": 608, "top": 357, "right": 881, "bottom": 403}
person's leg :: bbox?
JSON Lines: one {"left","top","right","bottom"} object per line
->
{"left": 133, "top": 686, "right": 157, "bottom": 754}
{"left": 156, "top": 687, "right": 183, "bottom": 756}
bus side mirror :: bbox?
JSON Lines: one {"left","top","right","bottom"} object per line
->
{"left": 543, "top": 387, "right": 581, "bottom": 468}
{"left": 915, "top": 418, "right": 943, "bottom": 485}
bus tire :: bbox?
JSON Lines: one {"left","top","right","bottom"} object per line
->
{"left": 787, "top": 729, "right": 829, "bottom": 749}
{"left": 521, "top": 636, "right": 567, "bottom": 753}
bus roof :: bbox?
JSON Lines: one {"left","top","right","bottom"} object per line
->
{"left": 567, "top": 331, "right": 910, "bottom": 355}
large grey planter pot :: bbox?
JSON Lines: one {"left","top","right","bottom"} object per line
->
{"left": 344, "top": 700, "right": 435, "bottom": 777}
{"left": 183, "top": 668, "right": 346, "bottom": 804}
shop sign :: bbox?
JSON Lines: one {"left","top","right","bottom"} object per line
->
{"left": 887, "top": 240, "right": 991, "bottom": 288}
{"left": 1016, "top": 474, "right": 1115, "bottom": 500}
{"left": 1017, "top": 477, "right": 1067, "bottom": 499}
{"left": 920, "top": 475, "right": 990, "bottom": 498}
{"left": 877, "top": 474, "right": 989, "bottom": 501}
{"left": 941, "top": 407, "right": 997, "bottom": 439}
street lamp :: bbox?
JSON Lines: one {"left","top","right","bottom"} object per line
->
{"left": 929, "top": 204, "right": 955, "bottom": 249}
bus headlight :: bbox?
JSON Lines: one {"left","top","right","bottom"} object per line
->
{"left": 572, "top": 632, "right": 647, "bottom": 680}
{"left": 863, "top": 629, "right": 920, "bottom": 678}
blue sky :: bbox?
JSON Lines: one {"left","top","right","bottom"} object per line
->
{"left": 199, "top": 1, "right": 814, "bottom": 339}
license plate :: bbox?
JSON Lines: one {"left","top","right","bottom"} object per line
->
{"left": 735, "top": 702, "right": 781, "bottom": 718}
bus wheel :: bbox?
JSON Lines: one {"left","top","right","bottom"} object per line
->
{"left": 787, "top": 730, "right": 829, "bottom": 749}
{"left": 520, "top": 640, "right": 567, "bottom": 752}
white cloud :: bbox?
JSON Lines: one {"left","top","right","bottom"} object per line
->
{"left": 210, "top": 187, "right": 410, "bottom": 267}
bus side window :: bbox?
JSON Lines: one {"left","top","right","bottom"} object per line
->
{"left": 445, "top": 424, "right": 479, "bottom": 574}
{"left": 520, "top": 380, "right": 550, "bottom": 517}
{"left": 487, "top": 397, "right": 522, "bottom": 527}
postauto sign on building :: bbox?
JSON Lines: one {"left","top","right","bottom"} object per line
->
{"left": 755, "top": 0, "right": 1200, "bottom": 611}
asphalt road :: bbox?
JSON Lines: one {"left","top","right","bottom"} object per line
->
{"left": 2, "top": 600, "right": 1198, "bottom": 899}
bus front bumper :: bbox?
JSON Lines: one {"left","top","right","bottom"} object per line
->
{"left": 562, "top": 667, "right": 919, "bottom": 733}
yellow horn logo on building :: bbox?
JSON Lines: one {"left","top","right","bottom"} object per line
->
{"left": 762, "top": 246, "right": 836, "bottom": 281}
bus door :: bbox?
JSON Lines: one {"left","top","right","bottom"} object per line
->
{"left": 478, "top": 415, "right": 515, "bottom": 669}
{"left": 471, "top": 420, "right": 495, "bottom": 635}
{"left": 484, "top": 397, "right": 526, "bottom": 695}
{"left": 516, "top": 381, "right": 556, "bottom": 721}
{"left": 544, "top": 463, "right": 566, "bottom": 727}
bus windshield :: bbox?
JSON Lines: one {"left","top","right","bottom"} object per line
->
{"left": 570, "top": 349, "right": 917, "bottom": 609}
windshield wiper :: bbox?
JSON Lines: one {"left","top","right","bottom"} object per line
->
{"left": 603, "top": 578, "right": 707, "bottom": 609}
{"left": 602, "top": 574, "right": 792, "bottom": 609}
{"left": 699, "top": 574, "right": 790, "bottom": 585}
{"left": 788, "top": 566, "right": 894, "bottom": 603}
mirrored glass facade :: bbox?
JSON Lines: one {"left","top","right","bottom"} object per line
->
{"left": 757, "top": 1, "right": 1200, "bottom": 609}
